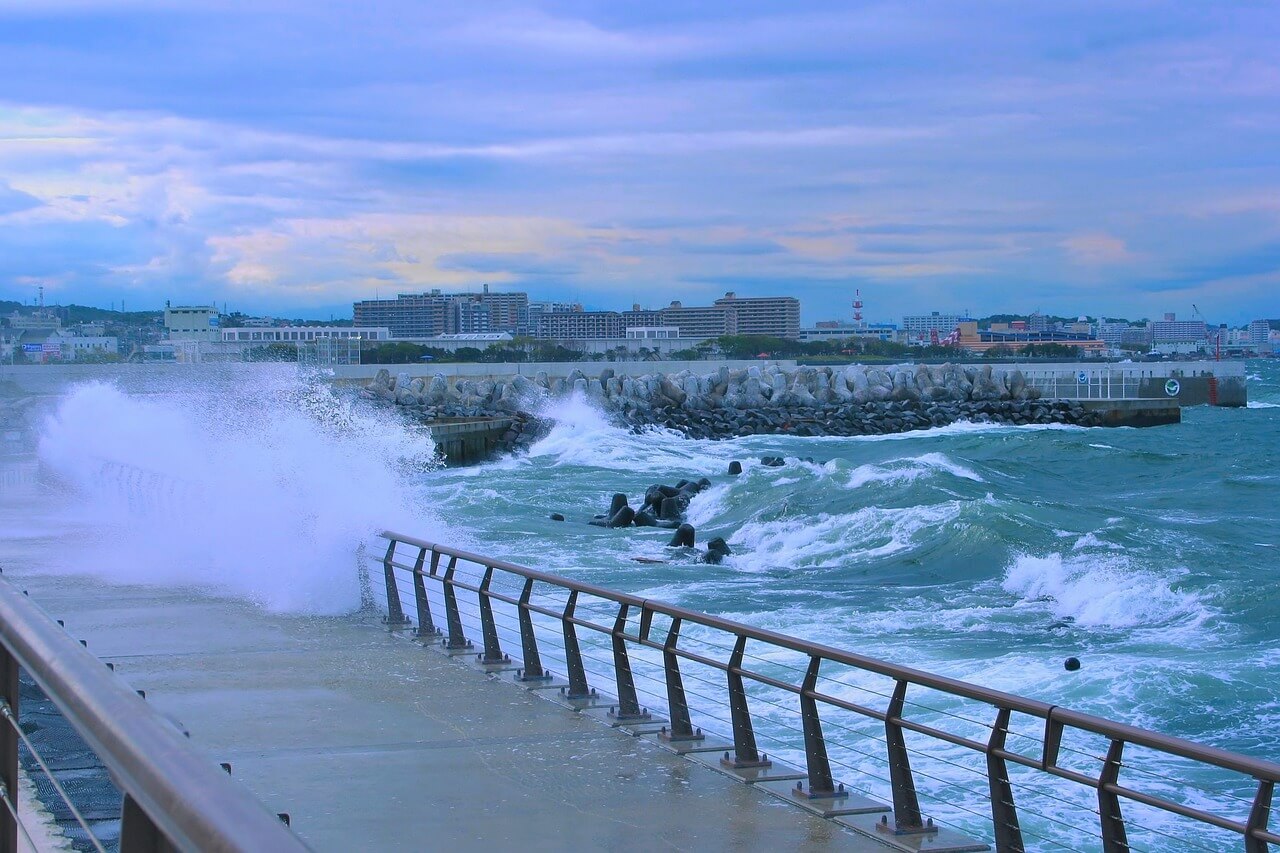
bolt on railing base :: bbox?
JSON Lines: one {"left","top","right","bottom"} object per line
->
{"left": 440, "top": 637, "right": 474, "bottom": 655}
{"left": 658, "top": 726, "right": 704, "bottom": 744}
{"left": 472, "top": 652, "right": 518, "bottom": 673}
{"left": 791, "top": 779, "right": 850, "bottom": 801}
{"left": 875, "top": 813, "right": 940, "bottom": 836}
{"left": 513, "top": 667, "right": 554, "bottom": 683}
{"left": 547, "top": 686, "right": 613, "bottom": 711}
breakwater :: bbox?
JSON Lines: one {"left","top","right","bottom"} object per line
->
{"left": 363, "top": 363, "right": 1112, "bottom": 451}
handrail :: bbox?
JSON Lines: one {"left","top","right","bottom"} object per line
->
{"left": 380, "top": 530, "right": 1280, "bottom": 851}
{"left": 0, "top": 574, "right": 309, "bottom": 853}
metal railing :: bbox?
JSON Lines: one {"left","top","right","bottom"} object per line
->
{"left": 378, "top": 531, "right": 1280, "bottom": 853}
{"left": 1025, "top": 369, "right": 1145, "bottom": 401}
{"left": 0, "top": 573, "right": 309, "bottom": 853}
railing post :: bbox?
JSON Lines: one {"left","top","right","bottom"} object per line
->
{"left": 412, "top": 549, "right": 438, "bottom": 638}
{"left": 120, "top": 792, "right": 171, "bottom": 852}
{"left": 721, "top": 635, "right": 770, "bottom": 769}
{"left": 560, "top": 591, "right": 590, "bottom": 700}
{"left": 515, "top": 578, "right": 550, "bottom": 682}
{"left": 795, "top": 655, "right": 846, "bottom": 800}
{"left": 1098, "top": 739, "right": 1129, "bottom": 853}
{"left": 883, "top": 679, "right": 930, "bottom": 834}
{"left": 608, "top": 604, "right": 650, "bottom": 722}
{"left": 658, "top": 618, "right": 702, "bottom": 743}
{"left": 381, "top": 539, "right": 409, "bottom": 626}
{"left": 440, "top": 556, "right": 472, "bottom": 651}
{"left": 986, "top": 707, "right": 1024, "bottom": 853}
{"left": 1246, "top": 779, "right": 1274, "bottom": 853}
{"left": 476, "top": 567, "right": 509, "bottom": 665}
{"left": 0, "top": 647, "right": 17, "bottom": 853}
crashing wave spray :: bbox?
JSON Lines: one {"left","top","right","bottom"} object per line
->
{"left": 37, "top": 373, "right": 439, "bottom": 613}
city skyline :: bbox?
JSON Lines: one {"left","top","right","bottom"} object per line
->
{"left": 0, "top": 2, "right": 1278, "bottom": 323}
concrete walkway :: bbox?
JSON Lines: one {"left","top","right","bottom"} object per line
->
{"left": 2, "top": 570, "right": 882, "bottom": 852}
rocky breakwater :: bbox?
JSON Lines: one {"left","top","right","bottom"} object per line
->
{"left": 362, "top": 362, "right": 1104, "bottom": 450}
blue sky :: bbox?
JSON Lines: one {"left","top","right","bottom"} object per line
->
{"left": 0, "top": 1, "right": 1277, "bottom": 323}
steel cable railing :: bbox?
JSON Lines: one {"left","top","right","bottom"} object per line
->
{"left": 376, "top": 532, "right": 1280, "bottom": 853}
{"left": 0, "top": 572, "right": 308, "bottom": 853}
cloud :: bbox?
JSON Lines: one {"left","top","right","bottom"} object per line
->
{"left": 1062, "top": 233, "right": 1135, "bottom": 265}
{"left": 0, "top": 2, "right": 1277, "bottom": 322}
{"left": 0, "top": 179, "right": 41, "bottom": 215}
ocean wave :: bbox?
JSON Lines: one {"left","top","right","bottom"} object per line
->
{"left": 36, "top": 378, "right": 438, "bottom": 613}
{"left": 1001, "top": 552, "right": 1212, "bottom": 629}
{"left": 846, "top": 451, "right": 983, "bottom": 489}
{"left": 728, "top": 502, "right": 963, "bottom": 572}
{"left": 1247, "top": 401, "right": 1279, "bottom": 409}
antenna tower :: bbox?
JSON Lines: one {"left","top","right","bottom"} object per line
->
{"left": 852, "top": 289, "right": 864, "bottom": 329}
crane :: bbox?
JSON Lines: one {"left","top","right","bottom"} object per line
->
{"left": 1191, "top": 304, "right": 1221, "bottom": 361}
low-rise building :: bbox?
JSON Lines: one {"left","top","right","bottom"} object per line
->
{"left": 165, "top": 304, "right": 220, "bottom": 342}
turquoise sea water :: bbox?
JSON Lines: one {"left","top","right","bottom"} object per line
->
{"left": 8, "top": 359, "right": 1279, "bottom": 850}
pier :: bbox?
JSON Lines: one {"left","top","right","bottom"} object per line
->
{"left": 1, "top": 523, "right": 1277, "bottom": 850}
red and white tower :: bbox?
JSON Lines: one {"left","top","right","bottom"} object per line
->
{"left": 852, "top": 289, "right": 865, "bottom": 329}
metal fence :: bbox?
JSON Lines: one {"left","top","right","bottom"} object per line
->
{"left": 1024, "top": 369, "right": 1145, "bottom": 401}
{"left": 0, "top": 572, "right": 308, "bottom": 853}
{"left": 377, "top": 531, "right": 1280, "bottom": 853}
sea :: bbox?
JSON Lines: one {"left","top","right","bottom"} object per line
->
{"left": 2, "top": 359, "right": 1278, "bottom": 852}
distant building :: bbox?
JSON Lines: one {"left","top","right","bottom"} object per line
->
{"left": 799, "top": 324, "right": 897, "bottom": 343}
{"left": 353, "top": 287, "right": 530, "bottom": 338}
{"left": 624, "top": 326, "right": 680, "bottom": 340}
{"left": 713, "top": 292, "right": 800, "bottom": 339}
{"left": 952, "top": 321, "right": 1105, "bottom": 355}
{"left": 164, "top": 304, "right": 220, "bottom": 342}
{"left": 52, "top": 332, "right": 119, "bottom": 360}
{"left": 902, "top": 312, "right": 963, "bottom": 342}
{"left": 1249, "top": 319, "right": 1271, "bottom": 348}
{"left": 639, "top": 302, "right": 736, "bottom": 340}
{"left": 5, "top": 310, "right": 61, "bottom": 331}
{"left": 220, "top": 326, "right": 390, "bottom": 343}
{"left": 1151, "top": 315, "right": 1207, "bottom": 346}
{"left": 535, "top": 311, "right": 623, "bottom": 340}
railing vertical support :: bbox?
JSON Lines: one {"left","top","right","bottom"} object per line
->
{"left": 441, "top": 556, "right": 472, "bottom": 651}
{"left": 796, "top": 656, "right": 846, "bottom": 799}
{"left": 476, "top": 567, "right": 508, "bottom": 665}
{"left": 986, "top": 707, "right": 1024, "bottom": 853}
{"left": 381, "top": 539, "right": 409, "bottom": 626}
{"left": 722, "top": 635, "right": 770, "bottom": 769}
{"left": 561, "top": 591, "right": 590, "bottom": 700}
{"left": 1246, "top": 779, "right": 1274, "bottom": 853}
{"left": 884, "top": 679, "right": 928, "bottom": 833}
{"left": 0, "top": 648, "right": 17, "bottom": 853}
{"left": 608, "top": 604, "right": 649, "bottom": 722}
{"left": 1098, "top": 739, "right": 1129, "bottom": 853}
{"left": 120, "top": 792, "right": 171, "bottom": 852}
{"left": 515, "top": 578, "right": 549, "bottom": 681}
{"left": 659, "top": 618, "right": 701, "bottom": 743}
{"left": 412, "top": 548, "right": 437, "bottom": 637}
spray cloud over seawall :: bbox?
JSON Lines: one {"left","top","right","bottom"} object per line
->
{"left": 37, "top": 375, "right": 438, "bottom": 613}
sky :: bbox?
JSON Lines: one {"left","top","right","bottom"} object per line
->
{"left": 0, "top": 1, "right": 1277, "bottom": 324}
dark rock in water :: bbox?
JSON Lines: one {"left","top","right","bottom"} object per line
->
{"left": 634, "top": 509, "right": 658, "bottom": 527}
{"left": 549, "top": 513, "right": 565, "bottom": 522}
{"left": 588, "top": 518, "right": 607, "bottom": 527}
{"left": 607, "top": 506, "right": 636, "bottom": 528}
{"left": 668, "top": 523, "right": 696, "bottom": 548}
{"left": 728, "top": 461, "right": 743, "bottom": 476}
{"left": 658, "top": 484, "right": 682, "bottom": 499}
{"left": 658, "top": 495, "right": 687, "bottom": 521}
{"left": 701, "top": 536, "right": 732, "bottom": 564}
{"left": 1064, "top": 657, "right": 1081, "bottom": 672}
{"left": 609, "top": 493, "right": 630, "bottom": 516}
{"left": 697, "top": 477, "right": 712, "bottom": 489}
{"left": 760, "top": 456, "right": 785, "bottom": 467}
{"left": 643, "top": 485, "right": 664, "bottom": 510}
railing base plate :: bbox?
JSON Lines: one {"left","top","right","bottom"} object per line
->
{"left": 641, "top": 732, "right": 733, "bottom": 755}
{"left": 836, "top": 813, "right": 989, "bottom": 852}
{"left": 687, "top": 751, "right": 806, "bottom": 784}
{"left": 470, "top": 655, "right": 520, "bottom": 674}
{"left": 541, "top": 689, "right": 615, "bottom": 712}
{"left": 756, "top": 780, "right": 887, "bottom": 818}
